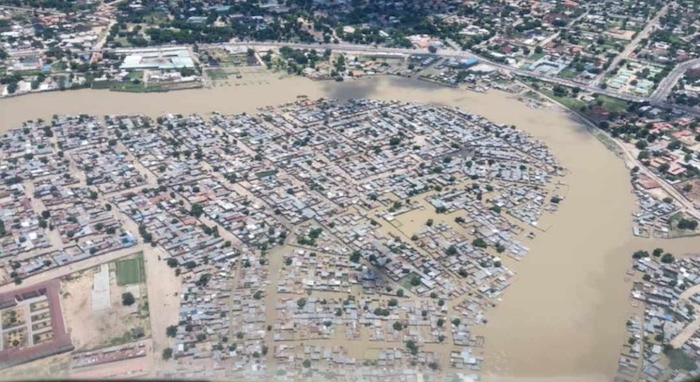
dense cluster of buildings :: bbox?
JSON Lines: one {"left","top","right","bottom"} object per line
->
{"left": 0, "top": 98, "right": 565, "bottom": 378}
{"left": 617, "top": 250, "right": 700, "bottom": 381}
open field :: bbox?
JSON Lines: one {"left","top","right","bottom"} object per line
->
{"left": 116, "top": 255, "right": 144, "bottom": 286}
{"left": 596, "top": 94, "right": 629, "bottom": 113}
{"left": 206, "top": 68, "right": 230, "bottom": 80}
{"left": 61, "top": 255, "right": 150, "bottom": 351}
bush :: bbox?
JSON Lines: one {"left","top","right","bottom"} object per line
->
{"left": 162, "top": 347, "right": 173, "bottom": 360}
{"left": 121, "top": 292, "right": 135, "bottom": 306}
{"left": 166, "top": 325, "right": 178, "bottom": 337}
{"left": 665, "top": 348, "right": 698, "bottom": 371}
{"left": 677, "top": 218, "right": 698, "bottom": 231}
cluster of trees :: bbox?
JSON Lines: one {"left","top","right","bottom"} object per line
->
{"left": 677, "top": 218, "right": 698, "bottom": 231}
{"left": 138, "top": 223, "right": 153, "bottom": 243}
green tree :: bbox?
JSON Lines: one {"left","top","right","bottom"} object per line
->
{"left": 410, "top": 275, "right": 421, "bottom": 286}
{"left": 190, "top": 203, "right": 204, "bottom": 218}
{"left": 661, "top": 253, "right": 675, "bottom": 264}
{"left": 121, "top": 292, "right": 135, "bottom": 306}
{"left": 166, "top": 325, "right": 178, "bottom": 337}
{"left": 472, "top": 238, "right": 487, "bottom": 248}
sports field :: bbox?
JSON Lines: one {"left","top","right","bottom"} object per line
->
{"left": 115, "top": 255, "right": 144, "bottom": 286}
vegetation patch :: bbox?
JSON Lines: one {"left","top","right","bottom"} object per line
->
{"left": 116, "top": 255, "right": 144, "bottom": 286}
{"left": 595, "top": 95, "right": 629, "bottom": 113}
{"left": 665, "top": 347, "right": 698, "bottom": 371}
{"left": 207, "top": 69, "right": 229, "bottom": 80}
{"left": 255, "top": 170, "right": 278, "bottom": 178}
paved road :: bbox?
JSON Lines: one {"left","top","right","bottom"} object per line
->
{"left": 536, "top": 11, "right": 590, "bottom": 48}
{"left": 615, "top": 136, "right": 700, "bottom": 221}
{"left": 531, "top": 83, "right": 700, "bottom": 221}
{"left": 651, "top": 58, "right": 700, "bottom": 101}
{"left": 591, "top": 4, "right": 670, "bottom": 86}
{"left": 221, "top": 40, "right": 700, "bottom": 117}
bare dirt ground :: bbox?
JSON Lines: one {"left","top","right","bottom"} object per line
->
{"left": 60, "top": 259, "right": 150, "bottom": 351}
{"left": 2, "top": 351, "right": 71, "bottom": 378}
{"left": 677, "top": 179, "right": 700, "bottom": 205}
{"left": 142, "top": 245, "right": 181, "bottom": 374}
{"left": 70, "top": 353, "right": 150, "bottom": 379}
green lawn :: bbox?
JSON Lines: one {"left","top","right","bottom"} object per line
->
{"left": 558, "top": 68, "right": 579, "bottom": 79}
{"left": 207, "top": 68, "right": 229, "bottom": 80}
{"left": 116, "top": 256, "right": 144, "bottom": 286}
{"left": 110, "top": 82, "right": 163, "bottom": 93}
{"left": 529, "top": 52, "right": 545, "bottom": 61}
{"left": 668, "top": 212, "right": 700, "bottom": 239}
{"left": 541, "top": 89, "right": 587, "bottom": 111}
{"left": 114, "top": 37, "right": 132, "bottom": 47}
{"left": 596, "top": 95, "right": 629, "bottom": 113}
{"left": 127, "top": 71, "right": 143, "bottom": 81}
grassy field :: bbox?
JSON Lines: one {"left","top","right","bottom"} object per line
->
{"left": 116, "top": 255, "right": 144, "bottom": 286}
{"left": 558, "top": 68, "right": 579, "bottom": 79}
{"left": 541, "top": 89, "right": 587, "bottom": 111}
{"left": 110, "top": 82, "right": 163, "bottom": 93}
{"left": 668, "top": 212, "right": 700, "bottom": 239}
{"left": 207, "top": 68, "right": 229, "bottom": 80}
{"left": 529, "top": 52, "right": 545, "bottom": 61}
{"left": 596, "top": 95, "right": 629, "bottom": 113}
{"left": 127, "top": 71, "right": 143, "bottom": 81}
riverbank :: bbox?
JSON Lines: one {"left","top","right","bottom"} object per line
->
{"left": 1, "top": 74, "right": 697, "bottom": 381}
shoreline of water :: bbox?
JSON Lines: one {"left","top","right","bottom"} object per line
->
{"left": 3, "top": 74, "right": 695, "bottom": 380}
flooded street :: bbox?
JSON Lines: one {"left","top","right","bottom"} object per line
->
{"left": 3, "top": 75, "right": 700, "bottom": 380}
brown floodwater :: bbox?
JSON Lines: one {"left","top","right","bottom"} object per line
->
{"left": 3, "top": 75, "right": 700, "bottom": 381}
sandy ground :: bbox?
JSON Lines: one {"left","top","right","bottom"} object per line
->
{"left": 70, "top": 353, "right": 150, "bottom": 379}
{"left": 142, "top": 245, "right": 181, "bottom": 374}
{"left": 1, "top": 351, "right": 71, "bottom": 379}
{"left": 3, "top": 74, "right": 700, "bottom": 380}
{"left": 678, "top": 178, "right": 700, "bottom": 205}
{"left": 60, "top": 258, "right": 150, "bottom": 351}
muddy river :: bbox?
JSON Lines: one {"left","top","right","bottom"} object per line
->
{"left": 3, "top": 74, "right": 699, "bottom": 381}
